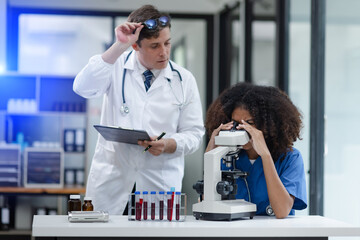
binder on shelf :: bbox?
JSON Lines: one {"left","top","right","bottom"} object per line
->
{"left": 75, "top": 169, "right": 84, "bottom": 185}
{"left": 0, "top": 144, "right": 21, "bottom": 187}
{"left": 64, "top": 129, "right": 75, "bottom": 152}
{"left": 65, "top": 169, "right": 75, "bottom": 185}
{"left": 64, "top": 168, "right": 85, "bottom": 186}
{"left": 64, "top": 129, "right": 86, "bottom": 152}
{"left": 75, "top": 129, "right": 85, "bottom": 152}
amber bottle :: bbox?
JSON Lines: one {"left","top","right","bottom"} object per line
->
{"left": 68, "top": 195, "right": 81, "bottom": 212}
{"left": 82, "top": 197, "right": 94, "bottom": 211}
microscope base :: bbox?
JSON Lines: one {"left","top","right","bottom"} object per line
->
{"left": 192, "top": 199, "right": 256, "bottom": 221}
{"left": 193, "top": 211, "right": 255, "bottom": 221}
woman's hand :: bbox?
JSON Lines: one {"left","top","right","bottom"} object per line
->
{"left": 205, "top": 121, "right": 234, "bottom": 152}
{"left": 238, "top": 120, "right": 271, "bottom": 158}
{"left": 239, "top": 120, "right": 293, "bottom": 218}
{"left": 115, "top": 22, "right": 143, "bottom": 45}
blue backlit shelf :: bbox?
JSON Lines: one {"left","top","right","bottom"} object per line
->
{"left": 0, "top": 73, "right": 88, "bottom": 150}
{"left": 0, "top": 73, "right": 86, "bottom": 113}
{"left": 0, "top": 111, "right": 86, "bottom": 117}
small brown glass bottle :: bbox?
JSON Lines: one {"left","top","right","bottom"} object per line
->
{"left": 82, "top": 197, "right": 94, "bottom": 211}
{"left": 68, "top": 195, "right": 81, "bottom": 212}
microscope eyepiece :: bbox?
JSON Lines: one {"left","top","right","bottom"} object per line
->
{"left": 230, "top": 121, "right": 239, "bottom": 132}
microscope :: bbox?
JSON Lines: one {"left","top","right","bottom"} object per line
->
{"left": 192, "top": 121, "right": 257, "bottom": 220}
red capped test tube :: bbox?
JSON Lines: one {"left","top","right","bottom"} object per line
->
{"left": 150, "top": 191, "right": 156, "bottom": 220}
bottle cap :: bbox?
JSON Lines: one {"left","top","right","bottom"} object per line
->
{"left": 135, "top": 191, "right": 140, "bottom": 195}
{"left": 167, "top": 191, "right": 172, "bottom": 194}
{"left": 175, "top": 192, "right": 181, "bottom": 195}
{"left": 143, "top": 191, "right": 148, "bottom": 194}
{"left": 70, "top": 195, "right": 80, "bottom": 199}
{"left": 159, "top": 191, "right": 164, "bottom": 194}
{"left": 84, "top": 197, "right": 92, "bottom": 201}
{"left": 150, "top": 191, "right": 156, "bottom": 194}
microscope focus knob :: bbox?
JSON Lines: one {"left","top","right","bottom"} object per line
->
{"left": 216, "top": 181, "right": 233, "bottom": 196}
{"left": 193, "top": 180, "right": 204, "bottom": 195}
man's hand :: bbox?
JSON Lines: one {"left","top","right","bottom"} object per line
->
{"left": 138, "top": 137, "right": 177, "bottom": 156}
{"left": 138, "top": 137, "right": 167, "bottom": 156}
{"left": 102, "top": 22, "right": 143, "bottom": 64}
{"left": 115, "top": 22, "right": 143, "bottom": 45}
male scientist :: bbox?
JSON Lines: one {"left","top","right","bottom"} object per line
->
{"left": 73, "top": 5, "right": 204, "bottom": 214}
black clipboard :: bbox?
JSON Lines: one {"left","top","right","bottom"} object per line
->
{"left": 94, "top": 125, "right": 151, "bottom": 145}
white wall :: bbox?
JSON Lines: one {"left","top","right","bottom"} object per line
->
{"left": 324, "top": 0, "right": 360, "bottom": 232}
{"left": 171, "top": 19, "right": 207, "bottom": 215}
{"left": 289, "top": 0, "right": 311, "bottom": 216}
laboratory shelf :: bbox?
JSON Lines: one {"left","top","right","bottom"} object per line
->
{"left": 0, "top": 185, "right": 86, "bottom": 195}
{"left": 0, "top": 73, "right": 88, "bottom": 239}
{"left": 0, "top": 111, "right": 86, "bottom": 117}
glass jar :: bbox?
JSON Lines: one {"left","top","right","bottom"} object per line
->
{"left": 68, "top": 195, "right": 81, "bottom": 212}
{"left": 82, "top": 197, "right": 94, "bottom": 211}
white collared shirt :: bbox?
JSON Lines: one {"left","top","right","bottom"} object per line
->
{"left": 134, "top": 53, "right": 161, "bottom": 85}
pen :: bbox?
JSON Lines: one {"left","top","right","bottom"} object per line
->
{"left": 143, "top": 132, "right": 166, "bottom": 153}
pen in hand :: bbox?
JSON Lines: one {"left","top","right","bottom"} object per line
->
{"left": 143, "top": 132, "right": 166, "bottom": 153}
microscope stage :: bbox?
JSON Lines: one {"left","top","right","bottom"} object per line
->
{"left": 193, "top": 199, "right": 256, "bottom": 221}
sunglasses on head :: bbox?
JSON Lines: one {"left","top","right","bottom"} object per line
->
{"left": 142, "top": 16, "right": 170, "bottom": 30}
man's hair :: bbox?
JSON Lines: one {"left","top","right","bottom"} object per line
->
{"left": 128, "top": 5, "right": 171, "bottom": 46}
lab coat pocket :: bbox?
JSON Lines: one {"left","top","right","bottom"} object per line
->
{"left": 88, "top": 144, "right": 116, "bottom": 185}
{"left": 97, "top": 136, "right": 115, "bottom": 152}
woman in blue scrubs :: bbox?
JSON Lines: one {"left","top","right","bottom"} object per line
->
{"left": 205, "top": 82, "right": 307, "bottom": 218}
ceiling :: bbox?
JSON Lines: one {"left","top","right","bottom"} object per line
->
{"left": 9, "top": 0, "right": 238, "bottom": 14}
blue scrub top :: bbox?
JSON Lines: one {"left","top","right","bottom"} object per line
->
{"left": 221, "top": 148, "right": 307, "bottom": 215}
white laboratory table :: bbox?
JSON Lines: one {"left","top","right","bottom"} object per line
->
{"left": 32, "top": 215, "right": 360, "bottom": 240}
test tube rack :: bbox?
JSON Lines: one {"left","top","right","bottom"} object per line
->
{"left": 128, "top": 192, "right": 186, "bottom": 222}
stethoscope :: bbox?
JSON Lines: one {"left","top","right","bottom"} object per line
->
{"left": 120, "top": 51, "right": 185, "bottom": 115}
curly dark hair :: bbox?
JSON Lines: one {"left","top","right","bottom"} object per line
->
{"left": 205, "top": 82, "right": 303, "bottom": 162}
{"left": 128, "top": 5, "right": 171, "bottom": 46}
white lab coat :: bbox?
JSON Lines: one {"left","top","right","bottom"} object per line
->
{"left": 73, "top": 51, "right": 204, "bottom": 214}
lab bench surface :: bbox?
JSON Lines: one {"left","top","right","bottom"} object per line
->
{"left": 32, "top": 215, "right": 360, "bottom": 240}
